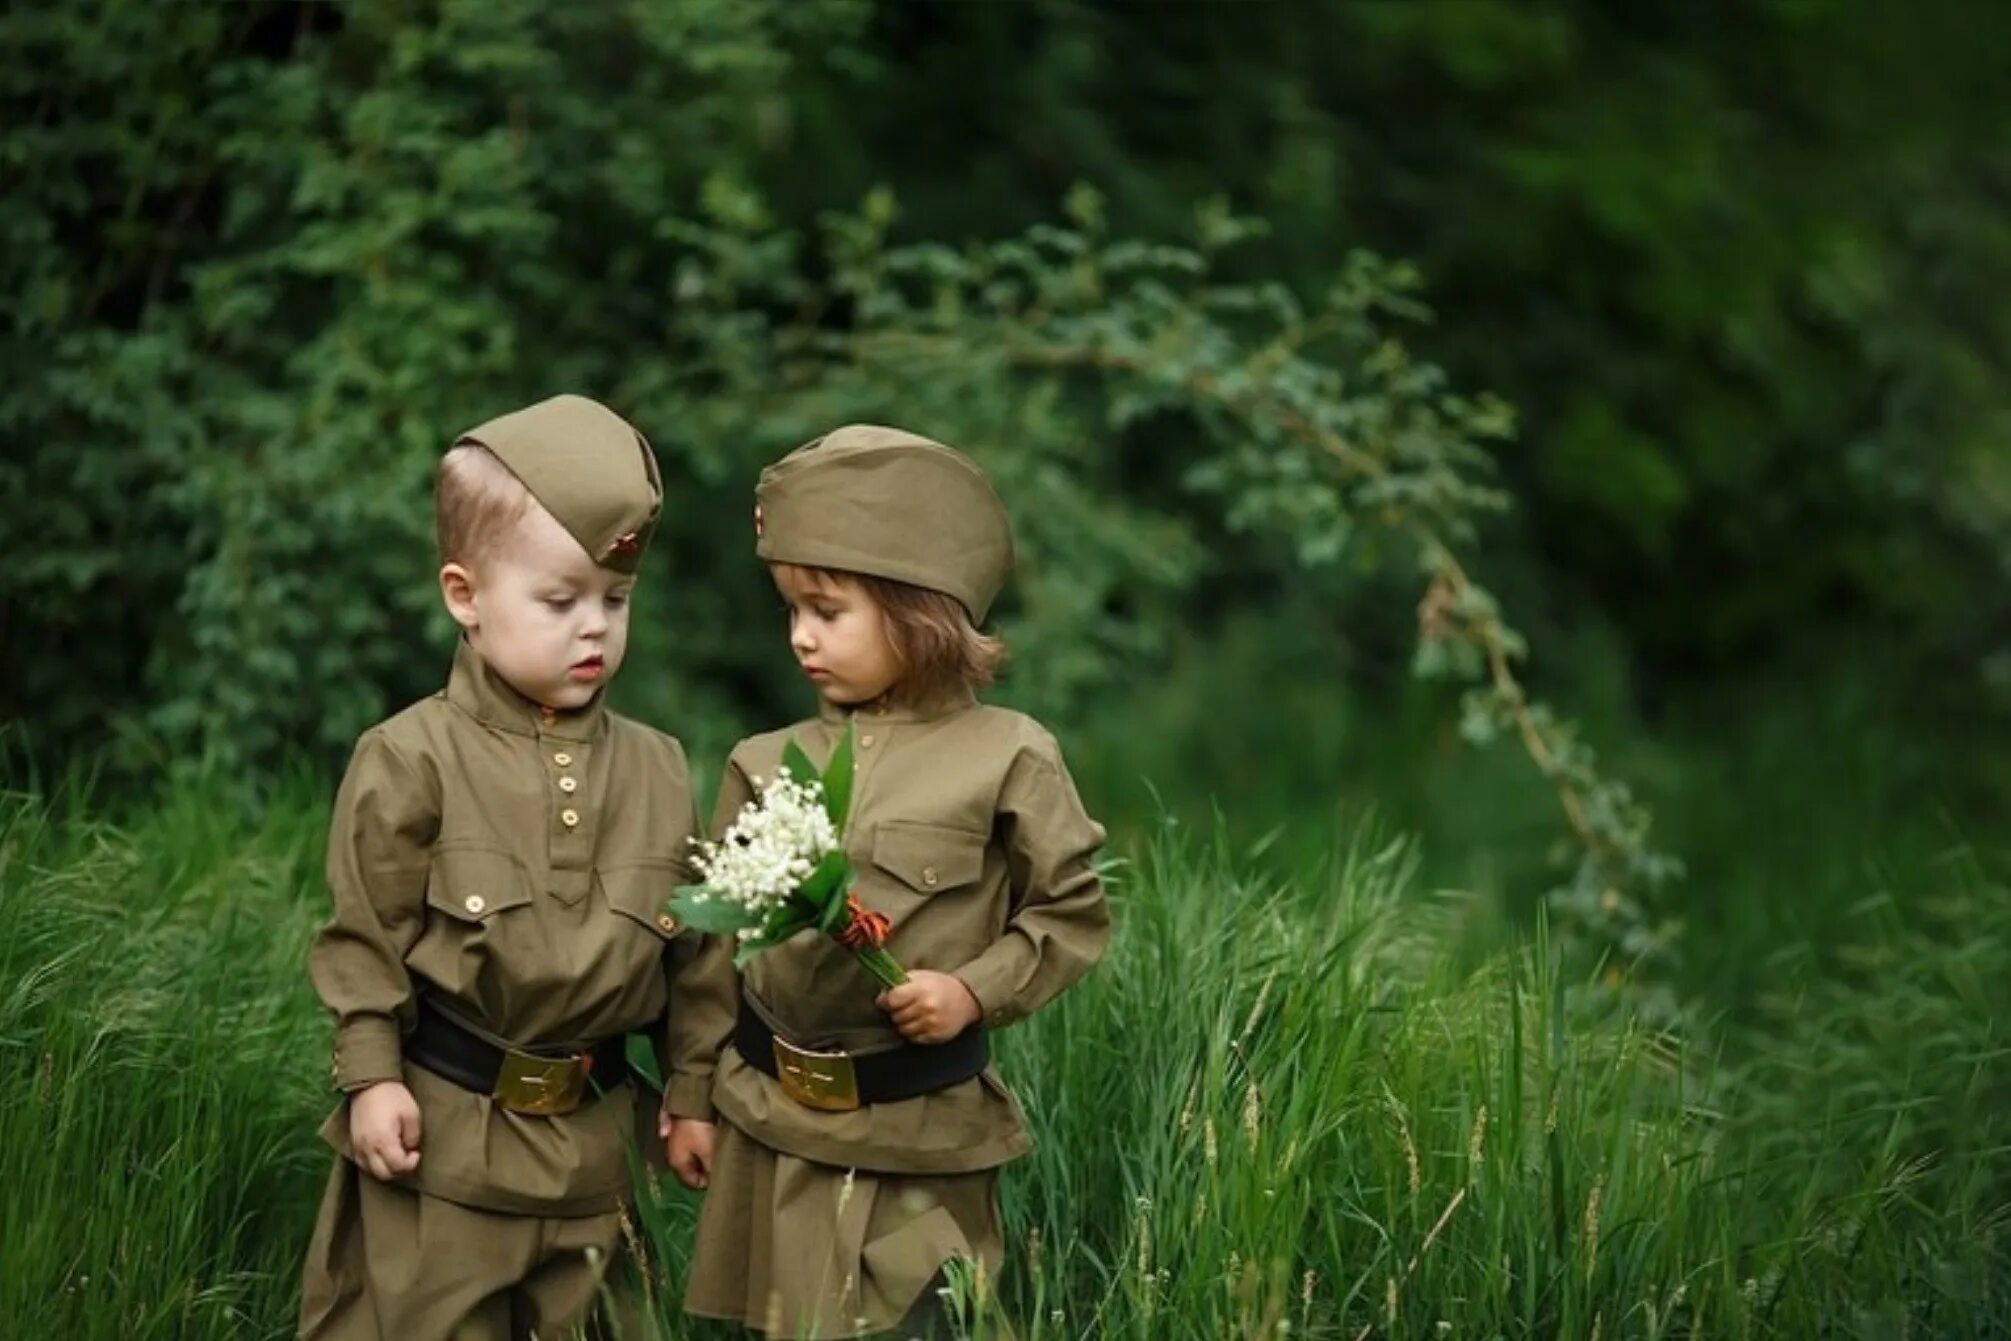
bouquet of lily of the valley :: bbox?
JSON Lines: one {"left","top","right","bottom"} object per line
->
{"left": 668, "top": 723, "right": 907, "bottom": 990}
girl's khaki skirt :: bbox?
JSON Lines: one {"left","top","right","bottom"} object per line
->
{"left": 684, "top": 1119, "right": 1003, "bottom": 1339}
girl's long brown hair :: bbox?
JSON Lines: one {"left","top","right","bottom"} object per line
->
{"left": 773, "top": 563, "right": 1007, "bottom": 702}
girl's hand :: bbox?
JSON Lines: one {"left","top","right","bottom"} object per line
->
{"left": 349, "top": 1081, "right": 422, "bottom": 1181}
{"left": 877, "top": 971, "right": 982, "bottom": 1045}
{"left": 667, "top": 1118, "right": 717, "bottom": 1190}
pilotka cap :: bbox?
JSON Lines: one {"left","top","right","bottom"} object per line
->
{"left": 755, "top": 424, "right": 1014, "bottom": 621}
{"left": 457, "top": 394, "right": 662, "bottom": 573}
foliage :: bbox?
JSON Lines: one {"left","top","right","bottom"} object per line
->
{"left": 1, "top": 0, "right": 868, "bottom": 771}
{"left": 1, "top": 0, "right": 1683, "bottom": 978}
{"left": 764, "top": 1, "right": 2011, "bottom": 690}
{"left": 737, "top": 193, "right": 1680, "bottom": 993}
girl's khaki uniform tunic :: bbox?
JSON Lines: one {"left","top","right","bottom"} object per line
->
{"left": 300, "top": 643, "right": 704, "bottom": 1340}
{"left": 669, "top": 691, "right": 1110, "bottom": 1338}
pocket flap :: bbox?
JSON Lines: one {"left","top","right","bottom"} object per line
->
{"left": 870, "top": 820, "right": 986, "bottom": 895}
{"left": 425, "top": 846, "right": 534, "bottom": 922}
{"left": 600, "top": 860, "right": 685, "bottom": 940}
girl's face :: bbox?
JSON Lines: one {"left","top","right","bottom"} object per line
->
{"left": 774, "top": 565, "right": 901, "bottom": 707}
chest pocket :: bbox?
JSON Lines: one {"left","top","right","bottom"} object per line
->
{"left": 425, "top": 846, "right": 534, "bottom": 922}
{"left": 870, "top": 820, "right": 987, "bottom": 896}
{"left": 600, "top": 860, "right": 686, "bottom": 941}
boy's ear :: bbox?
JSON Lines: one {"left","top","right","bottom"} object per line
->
{"left": 439, "top": 562, "right": 480, "bottom": 631}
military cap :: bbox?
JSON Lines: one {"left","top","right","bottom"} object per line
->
{"left": 755, "top": 425, "right": 1015, "bottom": 622}
{"left": 456, "top": 394, "right": 661, "bottom": 573}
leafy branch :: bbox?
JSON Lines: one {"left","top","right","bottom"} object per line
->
{"left": 784, "top": 189, "right": 1687, "bottom": 999}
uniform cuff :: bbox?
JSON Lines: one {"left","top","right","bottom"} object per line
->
{"left": 662, "top": 1072, "right": 716, "bottom": 1121}
{"left": 332, "top": 1016, "right": 404, "bottom": 1092}
{"left": 952, "top": 956, "right": 1022, "bottom": 1031}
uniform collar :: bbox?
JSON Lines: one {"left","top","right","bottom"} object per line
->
{"left": 444, "top": 637, "right": 608, "bottom": 741}
{"left": 817, "top": 683, "right": 977, "bottom": 726}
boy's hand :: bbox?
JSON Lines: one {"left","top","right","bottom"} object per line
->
{"left": 349, "top": 1081, "right": 422, "bottom": 1181}
{"left": 877, "top": 971, "right": 982, "bottom": 1045}
{"left": 666, "top": 1118, "right": 716, "bottom": 1191}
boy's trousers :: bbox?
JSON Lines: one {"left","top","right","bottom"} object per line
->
{"left": 299, "top": 1157, "right": 624, "bottom": 1341}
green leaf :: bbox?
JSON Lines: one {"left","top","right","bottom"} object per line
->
{"left": 666, "top": 886, "right": 760, "bottom": 935}
{"left": 780, "top": 737, "right": 820, "bottom": 787}
{"left": 822, "top": 720, "right": 857, "bottom": 831}
{"left": 767, "top": 899, "right": 816, "bottom": 937}
{"left": 736, "top": 909, "right": 817, "bottom": 966}
{"left": 816, "top": 874, "right": 857, "bottom": 933}
{"left": 798, "top": 850, "right": 851, "bottom": 904}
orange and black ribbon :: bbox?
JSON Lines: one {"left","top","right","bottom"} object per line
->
{"left": 833, "top": 892, "right": 892, "bottom": 950}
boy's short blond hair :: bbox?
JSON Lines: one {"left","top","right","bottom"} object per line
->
{"left": 775, "top": 562, "right": 1008, "bottom": 700}
{"left": 435, "top": 444, "right": 533, "bottom": 567}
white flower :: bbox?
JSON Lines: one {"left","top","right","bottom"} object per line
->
{"left": 688, "top": 774, "right": 839, "bottom": 915}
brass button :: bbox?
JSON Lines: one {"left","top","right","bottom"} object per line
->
{"left": 553, "top": 752, "right": 573, "bottom": 767}
{"left": 464, "top": 895, "right": 486, "bottom": 915}
{"left": 921, "top": 866, "right": 939, "bottom": 888}
{"left": 558, "top": 776, "right": 578, "bottom": 794}
{"left": 656, "top": 914, "right": 677, "bottom": 933}
{"left": 860, "top": 733, "right": 875, "bottom": 748}
{"left": 560, "top": 808, "right": 580, "bottom": 828}
{"left": 539, "top": 707, "right": 557, "bottom": 727}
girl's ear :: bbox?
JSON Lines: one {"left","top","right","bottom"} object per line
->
{"left": 439, "top": 562, "right": 481, "bottom": 632}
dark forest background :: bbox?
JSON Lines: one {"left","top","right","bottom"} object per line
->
{"left": 6, "top": 0, "right": 2009, "bottom": 999}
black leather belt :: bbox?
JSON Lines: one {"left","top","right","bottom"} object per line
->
{"left": 735, "top": 997, "right": 989, "bottom": 1112}
{"left": 406, "top": 1001, "right": 628, "bottom": 1116}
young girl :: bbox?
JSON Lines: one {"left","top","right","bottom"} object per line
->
{"left": 657, "top": 424, "right": 1111, "bottom": 1338}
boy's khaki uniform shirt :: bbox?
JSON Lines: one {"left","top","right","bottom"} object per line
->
{"left": 309, "top": 640, "right": 703, "bottom": 1216}
{"left": 665, "top": 691, "right": 1111, "bottom": 1175}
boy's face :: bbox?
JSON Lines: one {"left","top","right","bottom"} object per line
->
{"left": 440, "top": 500, "right": 633, "bottom": 710}
{"left": 774, "top": 565, "right": 900, "bottom": 707}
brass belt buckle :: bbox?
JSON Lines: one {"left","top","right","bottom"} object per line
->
{"left": 772, "top": 1035, "right": 861, "bottom": 1112}
{"left": 493, "top": 1048, "right": 591, "bottom": 1115}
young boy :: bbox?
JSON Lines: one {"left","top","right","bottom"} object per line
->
{"left": 298, "top": 394, "right": 707, "bottom": 1340}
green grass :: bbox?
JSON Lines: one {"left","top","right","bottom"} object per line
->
{"left": 0, "top": 781, "right": 330, "bottom": 1335}
{"left": 3, "top": 783, "right": 2007, "bottom": 1338}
